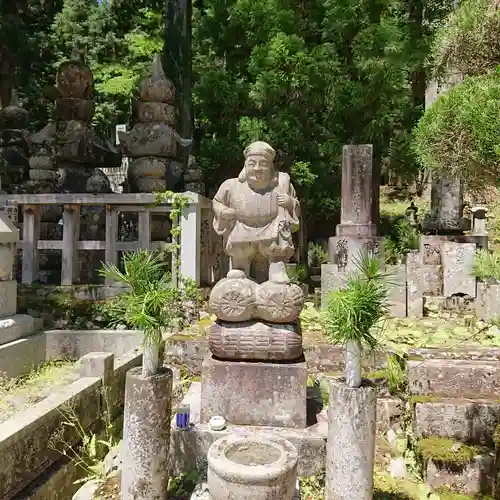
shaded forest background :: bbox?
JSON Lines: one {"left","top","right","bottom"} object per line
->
{"left": 0, "top": 0, "right": 458, "bottom": 237}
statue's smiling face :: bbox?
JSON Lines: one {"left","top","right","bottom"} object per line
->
{"left": 245, "top": 154, "right": 272, "bottom": 184}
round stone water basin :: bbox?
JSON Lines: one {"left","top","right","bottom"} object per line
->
{"left": 207, "top": 434, "right": 298, "bottom": 500}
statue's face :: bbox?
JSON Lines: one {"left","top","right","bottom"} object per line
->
{"left": 245, "top": 154, "right": 272, "bottom": 184}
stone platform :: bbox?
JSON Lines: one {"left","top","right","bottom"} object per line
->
{"left": 200, "top": 355, "right": 307, "bottom": 428}
{"left": 190, "top": 478, "right": 301, "bottom": 499}
{"left": 170, "top": 382, "right": 326, "bottom": 477}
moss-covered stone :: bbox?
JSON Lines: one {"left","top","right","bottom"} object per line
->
{"left": 415, "top": 437, "right": 485, "bottom": 466}
{"left": 409, "top": 394, "right": 439, "bottom": 405}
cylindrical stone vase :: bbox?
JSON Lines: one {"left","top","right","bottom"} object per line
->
{"left": 325, "top": 378, "right": 377, "bottom": 500}
{"left": 121, "top": 366, "right": 173, "bottom": 500}
{"left": 207, "top": 435, "right": 298, "bottom": 500}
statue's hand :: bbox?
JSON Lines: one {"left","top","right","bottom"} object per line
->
{"left": 220, "top": 208, "right": 236, "bottom": 220}
{"left": 277, "top": 193, "right": 291, "bottom": 208}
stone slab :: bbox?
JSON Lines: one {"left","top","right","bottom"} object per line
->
{"left": 387, "top": 264, "right": 406, "bottom": 317}
{"left": 422, "top": 265, "right": 442, "bottom": 296}
{"left": 0, "top": 332, "right": 46, "bottom": 379}
{"left": 171, "top": 382, "right": 326, "bottom": 477}
{"left": 414, "top": 398, "right": 500, "bottom": 447}
{"left": 442, "top": 242, "right": 476, "bottom": 298}
{"left": 408, "top": 359, "right": 500, "bottom": 398}
{"left": 406, "top": 251, "right": 423, "bottom": 318}
{"left": 45, "top": 329, "right": 142, "bottom": 360}
{"left": 0, "top": 280, "right": 17, "bottom": 317}
{"left": 200, "top": 355, "right": 307, "bottom": 428}
{"left": 0, "top": 314, "right": 35, "bottom": 347}
{"left": 320, "top": 264, "right": 347, "bottom": 309}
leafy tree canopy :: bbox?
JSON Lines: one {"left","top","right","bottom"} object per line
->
{"left": 413, "top": 71, "right": 500, "bottom": 190}
{"left": 431, "top": 0, "right": 500, "bottom": 76}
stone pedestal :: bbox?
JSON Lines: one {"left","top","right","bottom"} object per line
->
{"left": 121, "top": 366, "right": 173, "bottom": 500}
{"left": 208, "top": 320, "right": 302, "bottom": 361}
{"left": 325, "top": 379, "right": 377, "bottom": 500}
{"left": 200, "top": 355, "right": 307, "bottom": 428}
{"left": 328, "top": 236, "right": 384, "bottom": 272}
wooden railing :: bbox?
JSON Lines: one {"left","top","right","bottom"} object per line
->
{"left": 0, "top": 192, "right": 210, "bottom": 286}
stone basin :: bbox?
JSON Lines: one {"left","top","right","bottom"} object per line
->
{"left": 207, "top": 434, "right": 298, "bottom": 500}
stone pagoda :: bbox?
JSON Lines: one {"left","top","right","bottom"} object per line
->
{"left": 28, "top": 47, "right": 121, "bottom": 194}
{"left": 118, "top": 54, "right": 192, "bottom": 193}
{"left": 0, "top": 90, "right": 30, "bottom": 192}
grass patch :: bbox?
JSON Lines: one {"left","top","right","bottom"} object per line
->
{"left": 415, "top": 437, "right": 485, "bottom": 466}
{"left": 0, "top": 359, "right": 78, "bottom": 423}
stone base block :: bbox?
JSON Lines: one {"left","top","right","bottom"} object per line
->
{"left": 0, "top": 314, "right": 35, "bottom": 347}
{"left": 200, "top": 355, "right": 307, "bottom": 428}
{"left": 208, "top": 320, "right": 302, "bottom": 361}
{"left": 320, "top": 264, "right": 347, "bottom": 309}
{"left": 0, "top": 330, "right": 45, "bottom": 379}
{"left": 190, "top": 478, "right": 301, "bottom": 500}
{"left": 414, "top": 398, "right": 500, "bottom": 447}
{"left": 190, "top": 478, "right": 300, "bottom": 500}
{"left": 408, "top": 359, "right": 500, "bottom": 398}
{"left": 171, "top": 382, "right": 325, "bottom": 477}
{"left": 426, "top": 454, "right": 494, "bottom": 495}
{"left": 0, "top": 280, "right": 17, "bottom": 317}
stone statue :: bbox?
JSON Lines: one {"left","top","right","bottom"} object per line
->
{"left": 212, "top": 141, "right": 300, "bottom": 284}
{"left": 208, "top": 141, "right": 304, "bottom": 361}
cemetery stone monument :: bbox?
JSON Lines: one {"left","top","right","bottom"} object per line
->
{"left": 202, "top": 141, "right": 307, "bottom": 428}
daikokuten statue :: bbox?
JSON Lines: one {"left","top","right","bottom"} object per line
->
{"left": 212, "top": 141, "right": 300, "bottom": 284}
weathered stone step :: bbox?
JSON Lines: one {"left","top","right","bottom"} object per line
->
{"left": 0, "top": 314, "right": 35, "bottom": 347}
{"left": 413, "top": 397, "right": 500, "bottom": 446}
{"left": 408, "top": 359, "right": 500, "bottom": 399}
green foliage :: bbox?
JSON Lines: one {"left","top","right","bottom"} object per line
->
{"left": 308, "top": 242, "right": 329, "bottom": 267}
{"left": 384, "top": 218, "right": 421, "bottom": 264}
{"left": 324, "top": 251, "right": 391, "bottom": 350}
{"left": 386, "top": 353, "right": 406, "bottom": 394}
{"left": 413, "top": 72, "right": 500, "bottom": 189}
{"left": 167, "top": 470, "right": 200, "bottom": 497}
{"left": 287, "top": 264, "right": 308, "bottom": 285}
{"left": 193, "top": 0, "right": 436, "bottom": 224}
{"left": 471, "top": 248, "right": 500, "bottom": 281}
{"left": 431, "top": 0, "right": 500, "bottom": 77}
{"left": 48, "top": 387, "right": 118, "bottom": 483}
{"left": 99, "top": 250, "right": 200, "bottom": 346}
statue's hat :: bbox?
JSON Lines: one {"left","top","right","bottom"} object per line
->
{"left": 243, "top": 141, "right": 276, "bottom": 161}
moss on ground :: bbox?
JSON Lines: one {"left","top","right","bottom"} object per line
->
{"left": 415, "top": 437, "right": 485, "bottom": 466}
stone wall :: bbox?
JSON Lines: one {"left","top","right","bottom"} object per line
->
{"left": 0, "top": 350, "right": 142, "bottom": 499}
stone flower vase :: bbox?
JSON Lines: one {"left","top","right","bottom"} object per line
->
{"left": 325, "top": 377, "right": 377, "bottom": 500}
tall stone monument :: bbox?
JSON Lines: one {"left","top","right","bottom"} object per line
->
{"left": 328, "top": 145, "right": 382, "bottom": 269}
{"left": 321, "top": 145, "right": 386, "bottom": 308}
{"left": 201, "top": 141, "right": 307, "bottom": 428}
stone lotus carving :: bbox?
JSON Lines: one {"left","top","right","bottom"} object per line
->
{"left": 208, "top": 141, "right": 305, "bottom": 335}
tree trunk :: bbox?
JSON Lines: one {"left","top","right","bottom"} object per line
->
{"left": 345, "top": 340, "right": 362, "bottom": 388}
{"left": 142, "top": 342, "right": 161, "bottom": 377}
